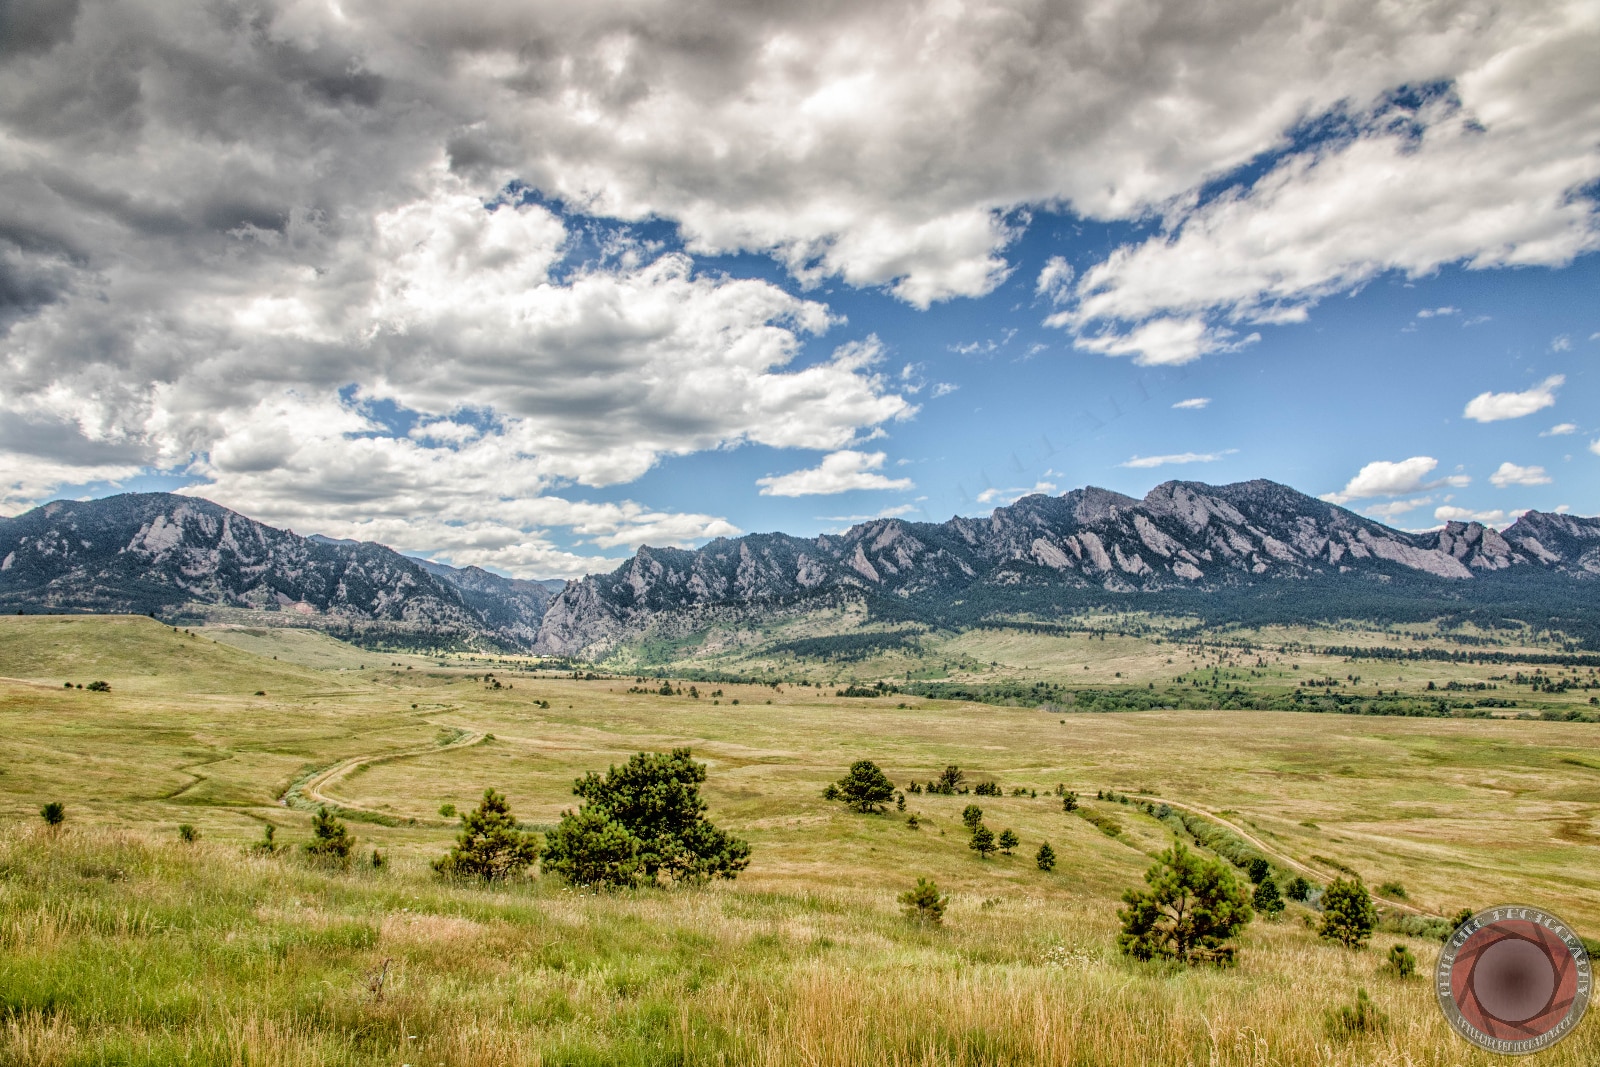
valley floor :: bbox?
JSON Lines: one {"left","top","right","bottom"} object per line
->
{"left": 1, "top": 615, "right": 1597, "bottom": 1065}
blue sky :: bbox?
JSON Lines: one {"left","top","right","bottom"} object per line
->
{"left": 2, "top": 0, "right": 1596, "bottom": 576}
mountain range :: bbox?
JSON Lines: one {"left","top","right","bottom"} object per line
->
{"left": 2, "top": 481, "right": 1597, "bottom": 657}
{"left": 0, "top": 493, "right": 559, "bottom": 649}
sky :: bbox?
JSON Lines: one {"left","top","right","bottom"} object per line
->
{"left": 1, "top": 0, "right": 1596, "bottom": 578}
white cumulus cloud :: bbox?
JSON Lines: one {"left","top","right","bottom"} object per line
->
{"left": 1435, "top": 505, "right": 1525, "bottom": 528}
{"left": 756, "top": 450, "right": 915, "bottom": 497}
{"left": 1172, "top": 397, "right": 1212, "bottom": 410}
{"left": 1542, "top": 423, "right": 1578, "bottom": 436}
{"left": 1489, "top": 462, "right": 1552, "bottom": 488}
{"left": 1463, "top": 375, "right": 1565, "bottom": 423}
{"left": 1322, "top": 456, "right": 1472, "bottom": 504}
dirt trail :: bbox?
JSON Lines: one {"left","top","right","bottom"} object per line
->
{"left": 290, "top": 727, "right": 485, "bottom": 818}
{"left": 1129, "top": 793, "right": 1426, "bottom": 915}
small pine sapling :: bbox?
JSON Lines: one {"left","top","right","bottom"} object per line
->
{"left": 899, "top": 877, "right": 948, "bottom": 926}
{"left": 1252, "top": 875, "right": 1285, "bottom": 919}
{"left": 968, "top": 824, "right": 997, "bottom": 860}
{"left": 433, "top": 789, "right": 540, "bottom": 882}
{"left": 1036, "top": 841, "right": 1057, "bottom": 872}
{"left": 40, "top": 802, "right": 65, "bottom": 828}
{"left": 1385, "top": 944, "right": 1417, "bottom": 979}
{"left": 997, "top": 828, "right": 1019, "bottom": 855}
{"left": 961, "top": 804, "right": 984, "bottom": 831}
{"left": 304, "top": 807, "right": 355, "bottom": 867}
{"left": 177, "top": 823, "right": 199, "bottom": 843}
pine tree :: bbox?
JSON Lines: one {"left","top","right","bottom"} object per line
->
{"left": 1319, "top": 877, "right": 1378, "bottom": 948}
{"left": 1246, "top": 857, "right": 1271, "bottom": 884}
{"left": 1062, "top": 791, "right": 1078, "bottom": 812}
{"left": 899, "top": 877, "right": 948, "bottom": 925}
{"left": 961, "top": 804, "right": 984, "bottom": 831}
{"left": 968, "top": 824, "right": 997, "bottom": 859}
{"left": 835, "top": 760, "right": 896, "bottom": 813}
{"left": 39, "top": 802, "right": 65, "bottom": 827}
{"left": 1118, "top": 840, "right": 1253, "bottom": 965}
{"left": 1036, "top": 842, "right": 1057, "bottom": 871}
{"left": 540, "top": 806, "right": 641, "bottom": 888}
{"left": 1285, "top": 875, "right": 1312, "bottom": 902}
{"left": 304, "top": 807, "right": 354, "bottom": 867}
{"left": 1252, "top": 875, "right": 1285, "bottom": 919}
{"left": 432, "top": 789, "right": 540, "bottom": 882}
{"left": 570, "top": 748, "right": 750, "bottom": 883}
{"left": 997, "top": 828, "right": 1019, "bottom": 855}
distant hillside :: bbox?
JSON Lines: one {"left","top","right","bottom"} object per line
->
{"left": 535, "top": 480, "right": 1600, "bottom": 656}
{"left": 0, "top": 494, "right": 558, "bottom": 651}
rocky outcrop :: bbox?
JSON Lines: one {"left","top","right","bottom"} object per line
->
{"left": 535, "top": 480, "right": 1600, "bottom": 657}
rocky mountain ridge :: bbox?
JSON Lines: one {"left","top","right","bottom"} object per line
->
{"left": 3, "top": 483, "right": 1595, "bottom": 658}
{"left": 533, "top": 480, "right": 1600, "bottom": 656}
{"left": 0, "top": 494, "right": 555, "bottom": 649}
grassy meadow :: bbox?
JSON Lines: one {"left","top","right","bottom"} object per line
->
{"left": 1, "top": 613, "right": 1597, "bottom": 1065}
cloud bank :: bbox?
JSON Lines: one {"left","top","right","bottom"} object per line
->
{"left": 2, "top": 0, "right": 1595, "bottom": 567}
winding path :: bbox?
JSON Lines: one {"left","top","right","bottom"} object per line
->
{"left": 1129, "top": 792, "right": 1426, "bottom": 915}
{"left": 288, "top": 727, "right": 485, "bottom": 819}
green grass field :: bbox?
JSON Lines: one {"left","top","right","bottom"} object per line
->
{"left": 1, "top": 614, "right": 1596, "bottom": 1065}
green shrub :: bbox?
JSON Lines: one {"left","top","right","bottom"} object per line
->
{"left": 438, "top": 803, "right": 456, "bottom": 818}
{"left": 1377, "top": 880, "right": 1407, "bottom": 899}
{"left": 1319, "top": 878, "right": 1378, "bottom": 948}
{"left": 250, "top": 823, "right": 281, "bottom": 854}
{"left": 1118, "top": 840, "right": 1252, "bottom": 965}
{"left": 1062, "top": 790, "right": 1078, "bottom": 812}
{"left": 85, "top": 680, "right": 110, "bottom": 692}
{"left": 432, "top": 789, "right": 540, "bottom": 882}
{"left": 1246, "top": 857, "right": 1271, "bottom": 884}
{"left": 304, "top": 807, "right": 354, "bottom": 867}
{"left": 39, "top": 802, "right": 65, "bottom": 827}
{"left": 1384, "top": 944, "right": 1417, "bottom": 979}
{"left": 973, "top": 781, "right": 1002, "bottom": 797}
{"left": 1325, "top": 988, "right": 1388, "bottom": 1039}
{"left": 1285, "top": 875, "right": 1312, "bottom": 902}
{"left": 899, "top": 878, "right": 948, "bottom": 925}
{"left": 176, "top": 824, "right": 199, "bottom": 843}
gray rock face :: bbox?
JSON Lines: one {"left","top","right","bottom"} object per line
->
{"left": 535, "top": 479, "right": 1599, "bottom": 657}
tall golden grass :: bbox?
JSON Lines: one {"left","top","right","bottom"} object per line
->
{"left": 1, "top": 825, "right": 1593, "bottom": 1066}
